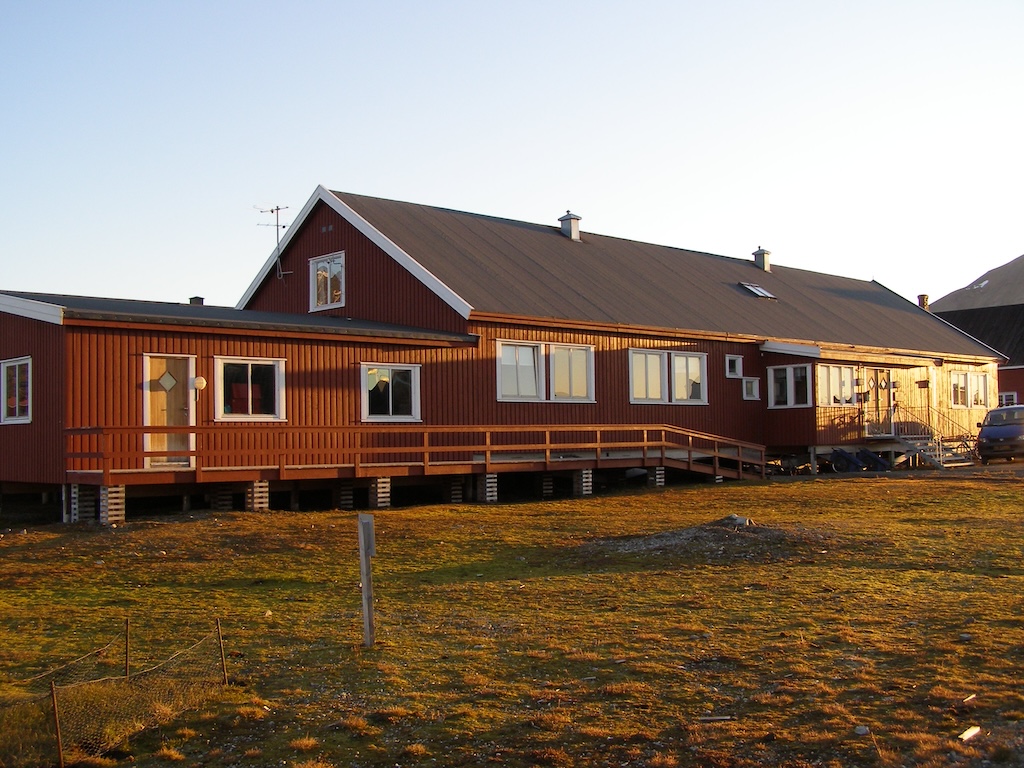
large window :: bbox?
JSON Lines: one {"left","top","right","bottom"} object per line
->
{"left": 629, "top": 350, "right": 708, "bottom": 405}
{"left": 550, "top": 344, "right": 593, "bottom": 401}
{"left": 952, "top": 371, "right": 988, "bottom": 408}
{"left": 630, "top": 350, "right": 665, "bottom": 402}
{"left": 309, "top": 252, "right": 345, "bottom": 311}
{"left": 499, "top": 343, "right": 542, "bottom": 400}
{"left": 768, "top": 364, "right": 811, "bottom": 408}
{"left": 363, "top": 364, "right": 420, "bottom": 421}
{"left": 672, "top": 354, "right": 707, "bottom": 404}
{"left": 215, "top": 357, "right": 286, "bottom": 420}
{"left": 1, "top": 357, "right": 30, "bottom": 424}
{"left": 817, "top": 364, "right": 856, "bottom": 406}
{"left": 497, "top": 342, "right": 594, "bottom": 402}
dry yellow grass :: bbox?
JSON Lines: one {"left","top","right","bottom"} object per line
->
{"left": 2, "top": 476, "right": 1024, "bottom": 767}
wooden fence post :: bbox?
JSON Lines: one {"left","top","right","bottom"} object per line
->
{"left": 50, "top": 680, "right": 64, "bottom": 768}
{"left": 358, "top": 513, "right": 376, "bottom": 647}
{"left": 216, "top": 619, "right": 228, "bottom": 685}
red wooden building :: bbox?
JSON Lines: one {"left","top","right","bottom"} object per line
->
{"left": 0, "top": 186, "right": 1001, "bottom": 522}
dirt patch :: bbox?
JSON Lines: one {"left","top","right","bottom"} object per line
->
{"left": 592, "top": 514, "right": 838, "bottom": 564}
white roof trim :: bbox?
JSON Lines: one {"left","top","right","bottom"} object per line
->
{"left": 237, "top": 185, "right": 474, "bottom": 319}
{"left": 0, "top": 294, "right": 65, "bottom": 325}
{"left": 759, "top": 340, "right": 821, "bottom": 358}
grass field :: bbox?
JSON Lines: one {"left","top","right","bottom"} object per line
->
{"left": 2, "top": 475, "right": 1024, "bottom": 767}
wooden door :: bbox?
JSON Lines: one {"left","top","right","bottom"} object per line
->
{"left": 146, "top": 356, "right": 193, "bottom": 466}
{"left": 863, "top": 368, "right": 893, "bottom": 437}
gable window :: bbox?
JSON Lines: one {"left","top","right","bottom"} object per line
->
{"left": 550, "top": 344, "right": 594, "bottom": 401}
{"left": 742, "top": 377, "right": 760, "bottom": 400}
{"left": 363, "top": 364, "right": 420, "bottom": 421}
{"left": 309, "top": 252, "right": 345, "bottom": 311}
{"left": 1, "top": 357, "right": 30, "bottom": 424}
{"left": 817, "top": 364, "right": 856, "bottom": 406}
{"left": 768, "top": 364, "right": 811, "bottom": 408}
{"left": 215, "top": 357, "right": 285, "bottom": 420}
{"left": 952, "top": 371, "right": 988, "bottom": 408}
{"left": 725, "top": 355, "right": 743, "bottom": 378}
{"left": 672, "top": 353, "right": 708, "bottom": 404}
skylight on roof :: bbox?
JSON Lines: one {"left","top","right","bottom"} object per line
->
{"left": 740, "top": 282, "right": 776, "bottom": 299}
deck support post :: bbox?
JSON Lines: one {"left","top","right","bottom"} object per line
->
{"left": 647, "top": 467, "right": 665, "bottom": 488}
{"left": 98, "top": 486, "right": 126, "bottom": 526}
{"left": 809, "top": 447, "right": 819, "bottom": 475}
{"left": 211, "top": 488, "right": 234, "bottom": 512}
{"left": 289, "top": 486, "right": 301, "bottom": 512}
{"left": 332, "top": 482, "right": 354, "bottom": 510}
{"left": 476, "top": 473, "right": 498, "bottom": 503}
{"left": 573, "top": 469, "right": 593, "bottom": 497}
{"left": 541, "top": 474, "right": 554, "bottom": 499}
{"left": 446, "top": 478, "right": 464, "bottom": 504}
{"left": 68, "top": 484, "right": 96, "bottom": 523}
{"left": 369, "top": 477, "right": 391, "bottom": 509}
{"left": 245, "top": 480, "right": 270, "bottom": 512}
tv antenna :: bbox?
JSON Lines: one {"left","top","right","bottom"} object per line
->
{"left": 256, "top": 205, "right": 291, "bottom": 279}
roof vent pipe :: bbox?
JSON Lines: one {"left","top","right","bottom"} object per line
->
{"left": 918, "top": 294, "right": 930, "bottom": 311}
{"left": 752, "top": 246, "right": 771, "bottom": 272}
{"left": 558, "top": 211, "right": 581, "bottom": 241}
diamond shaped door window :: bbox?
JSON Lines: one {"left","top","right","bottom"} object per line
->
{"left": 158, "top": 370, "right": 178, "bottom": 392}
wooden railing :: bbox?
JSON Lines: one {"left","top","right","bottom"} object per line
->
{"left": 64, "top": 423, "right": 766, "bottom": 485}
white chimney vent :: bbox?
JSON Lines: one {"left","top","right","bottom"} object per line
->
{"left": 558, "top": 211, "right": 581, "bottom": 241}
{"left": 752, "top": 246, "right": 771, "bottom": 272}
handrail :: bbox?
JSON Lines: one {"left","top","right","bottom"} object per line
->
{"left": 64, "top": 423, "right": 766, "bottom": 482}
{"left": 893, "top": 404, "right": 975, "bottom": 441}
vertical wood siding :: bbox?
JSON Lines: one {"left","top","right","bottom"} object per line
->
{"left": 0, "top": 315, "right": 65, "bottom": 485}
{"left": 245, "top": 201, "right": 468, "bottom": 334}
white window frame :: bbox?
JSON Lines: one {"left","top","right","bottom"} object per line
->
{"left": 214, "top": 356, "right": 287, "bottom": 421}
{"left": 768, "top": 364, "right": 812, "bottom": 409}
{"left": 549, "top": 344, "right": 595, "bottom": 402}
{"left": 629, "top": 349, "right": 709, "bottom": 406}
{"left": 630, "top": 349, "right": 668, "bottom": 403}
{"left": 951, "top": 371, "right": 988, "bottom": 409}
{"left": 1, "top": 356, "right": 31, "bottom": 424}
{"left": 361, "top": 363, "right": 422, "bottom": 422}
{"left": 672, "top": 352, "right": 708, "bottom": 405}
{"left": 309, "top": 251, "right": 345, "bottom": 311}
{"left": 742, "top": 377, "right": 760, "bottom": 401}
{"left": 725, "top": 355, "right": 743, "bottom": 378}
{"left": 817, "top": 364, "right": 857, "bottom": 407}
{"left": 999, "top": 391, "right": 1018, "bottom": 407}
{"left": 497, "top": 342, "right": 544, "bottom": 401}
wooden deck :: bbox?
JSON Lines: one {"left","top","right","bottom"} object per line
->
{"left": 65, "top": 424, "right": 766, "bottom": 486}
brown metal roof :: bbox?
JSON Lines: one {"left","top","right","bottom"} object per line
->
{"left": 0, "top": 291, "right": 475, "bottom": 344}
{"left": 931, "top": 253, "right": 1024, "bottom": 311}
{"left": 332, "top": 191, "right": 998, "bottom": 359}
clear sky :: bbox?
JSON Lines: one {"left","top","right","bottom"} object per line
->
{"left": 2, "top": 1, "right": 1021, "bottom": 309}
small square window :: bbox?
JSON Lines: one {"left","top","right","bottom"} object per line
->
{"left": 214, "top": 357, "right": 286, "bottom": 421}
{"left": 726, "top": 355, "right": 743, "bottom": 378}
{"left": 742, "top": 377, "right": 760, "bottom": 400}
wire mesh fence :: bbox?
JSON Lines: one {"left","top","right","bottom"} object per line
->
{"left": 0, "top": 622, "right": 227, "bottom": 767}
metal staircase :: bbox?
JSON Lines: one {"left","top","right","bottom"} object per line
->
{"left": 894, "top": 406, "right": 977, "bottom": 469}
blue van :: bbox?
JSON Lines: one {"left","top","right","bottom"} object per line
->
{"left": 976, "top": 406, "right": 1024, "bottom": 464}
